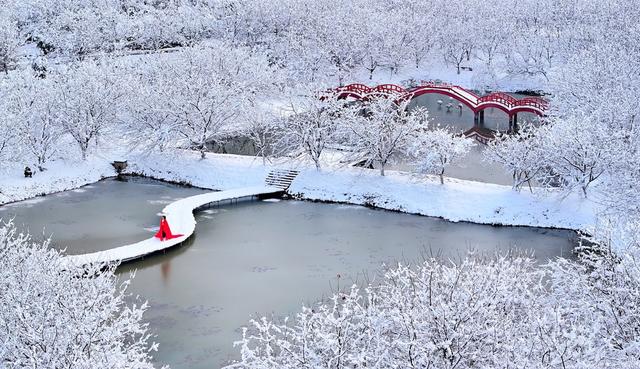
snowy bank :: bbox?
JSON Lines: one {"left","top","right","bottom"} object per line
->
{"left": 0, "top": 150, "right": 597, "bottom": 233}
{"left": 0, "top": 159, "right": 115, "bottom": 206}
{"left": 128, "top": 151, "right": 597, "bottom": 231}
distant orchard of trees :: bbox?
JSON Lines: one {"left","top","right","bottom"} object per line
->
{"left": 0, "top": 0, "right": 632, "bottom": 82}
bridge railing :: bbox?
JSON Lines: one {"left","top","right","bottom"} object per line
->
{"left": 478, "top": 92, "right": 518, "bottom": 107}
{"left": 373, "top": 84, "right": 407, "bottom": 94}
{"left": 338, "top": 83, "right": 372, "bottom": 95}
{"left": 517, "top": 97, "right": 549, "bottom": 110}
{"left": 418, "top": 80, "right": 481, "bottom": 99}
{"left": 336, "top": 83, "right": 549, "bottom": 114}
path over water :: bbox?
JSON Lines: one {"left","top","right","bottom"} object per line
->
{"left": 0, "top": 178, "right": 577, "bottom": 368}
{"left": 64, "top": 185, "right": 283, "bottom": 265}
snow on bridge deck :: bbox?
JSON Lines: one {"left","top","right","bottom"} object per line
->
{"left": 64, "top": 185, "right": 283, "bottom": 266}
{"left": 335, "top": 82, "right": 548, "bottom": 116}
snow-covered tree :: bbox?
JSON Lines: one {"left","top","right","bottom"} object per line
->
{"left": 230, "top": 240, "right": 640, "bottom": 369}
{"left": 120, "top": 61, "right": 180, "bottom": 154}
{"left": 547, "top": 31, "right": 640, "bottom": 200}
{"left": 5, "top": 73, "right": 62, "bottom": 170}
{"left": 413, "top": 128, "right": 474, "bottom": 184}
{"left": 538, "top": 116, "right": 611, "bottom": 197}
{"left": 0, "top": 13, "right": 21, "bottom": 74}
{"left": 242, "top": 109, "right": 280, "bottom": 165}
{"left": 0, "top": 115, "right": 17, "bottom": 169}
{"left": 56, "top": 61, "right": 123, "bottom": 160}
{"left": 337, "top": 97, "right": 428, "bottom": 176}
{"left": 0, "top": 221, "right": 159, "bottom": 368}
{"left": 151, "top": 45, "right": 275, "bottom": 159}
{"left": 229, "top": 253, "right": 548, "bottom": 369}
{"left": 483, "top": 126, "right": 548, "bottom": 191}
{"left": 278, "top": 87, "right": 349, "bottom": 170}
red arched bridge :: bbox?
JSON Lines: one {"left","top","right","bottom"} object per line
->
{"left": 334, "top": 82, "right": 549, "bottom": 134}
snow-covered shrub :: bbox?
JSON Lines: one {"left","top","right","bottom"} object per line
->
{"left": 230, "top": 254, "right": 548, "bottom": 368}
{"left": 229, "top": 247, "right": 640, "bottom": 369}
{"left": 483, "top": 125, "right": 548, "bottom": 191}
{"left": 412, "top": 128, "right": 474, "bottom": 184}
{"left": 0, "top": 221, "right": 159, "bottom": 368}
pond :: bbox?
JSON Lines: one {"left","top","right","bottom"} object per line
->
{"left": 407, "top": 92, "right": 541, "bottom": 132}
{"left": 1, "top": 178, "right": 577, "bottom": 368}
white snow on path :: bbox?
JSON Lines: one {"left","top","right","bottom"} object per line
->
{"left": 64, "top": 185, "right": 283, "bottom": 265}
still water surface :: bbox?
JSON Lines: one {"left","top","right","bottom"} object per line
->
{"left": 1, "top": 178, "right": 576, "bottom": 368}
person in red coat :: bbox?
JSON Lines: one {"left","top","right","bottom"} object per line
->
{"left": 155, "top": 215, "right": 183, "bottom": 241}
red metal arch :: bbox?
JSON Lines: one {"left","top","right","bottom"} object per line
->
{"left": 509, "top": 107, "right": 546, "bottom": 116}
{"left": 409, "top": 88, "right": 477, "bottom": 112}
{"left": 336, "top": 91, "right": 366, "bottom": 100}
{"left": 475, "top": 103, "right": 512, "bottom": 116}
{"left": 335, "top": 82, "right": 548, "bottom": 116}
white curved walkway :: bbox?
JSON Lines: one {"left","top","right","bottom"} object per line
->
{"left": 64, "top": 186, "right": 283, "bottom": 265}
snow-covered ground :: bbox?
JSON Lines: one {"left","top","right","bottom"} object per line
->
{"left": 350, "top": 55, "right": 547, "bottom": 93}
{"left": 128, "top": 150, "right": 596, "bottom": 231}
{"left": 0, "top": 150, "right": 597, "bottom": 231}
{"left": 0, "top": 159, "right": 115, "bottom": 206}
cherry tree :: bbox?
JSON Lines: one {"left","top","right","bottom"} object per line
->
{"left": 412, "top": 128, "right": 474, "bottom": 184}
{"left": 0, "top": 221, "right": 159, "bottom": 368}
{"left": 337, "top": 97, "right": 428, "bottom": 176}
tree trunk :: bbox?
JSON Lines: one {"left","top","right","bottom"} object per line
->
{"left": 380, "top": 165, "right": 385, "bottom": 176}
{"left": 80, "top": 144, "right": 88, "bottom": 160}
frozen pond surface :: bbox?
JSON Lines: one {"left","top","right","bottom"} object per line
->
{"left": 1, "top": 178, "right": 577, "bottom": 368}
{"left": 1, "top": 177, "right": 207, "bottom": 254}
